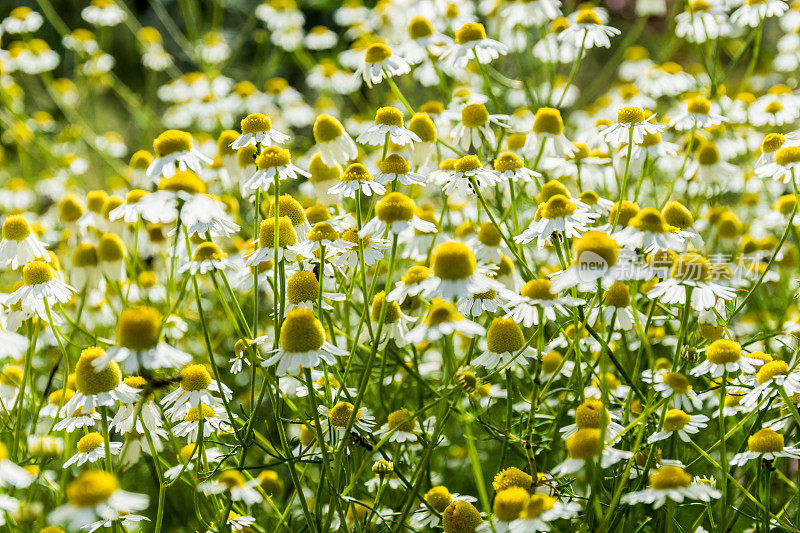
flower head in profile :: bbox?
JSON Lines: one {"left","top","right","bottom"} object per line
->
{"left": 147, "top": 129, "right": 212, "bottom": 181}
{"left": 440, "top": 22, "right": 507, "bottom": 69}
{"left": 230, "top": 113, "right": 289, "bottom": 149}
{"left": 354, "top": 42, "right": 410, "bottom": 88}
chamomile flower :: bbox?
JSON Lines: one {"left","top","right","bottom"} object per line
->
{"left": 146, "top": 130, "right": 212, "bottom": 181}
{"left": 441, "top": 22, "right": 507, "bottom": 69}
{"left": 647, "top": 409, "right": 709, "bottom": 443}
{"left": 2, "top": 7, "right": 44, "bottom": 34}
{"left": 615, "top": 208, "right": 684, "bottom": 252}
{"left": 514, "top": 194, "right": 599, "bottom": 249}
{"left": 63, "top": 347, "right": 140, "bottom": 415}
{"left": 0, "top": 215, "right": 49, "bottom": 270}
{"left": 406, "top": 299, "right": 485, "bottom": 344}
{"left": 601, "top": 107, "right": 664, "bottom": 145}
{"left": 552, "top": 428, "right": 633, "bottom": 475}
{"left": 439, "top": 155, "right": 502, "bottom": 197}
{"left": 81, "top": 0, "right": 127, "bottom": 26}
{"left": 317, "top": 401, "right": 375, "bottom": 436}
{"left": 731, "top": 0, "right": 788, "bottom": 27}
{"left": 493, "top": 152, "right": 541, "bottom": 184}
{"left": 675, "top": 0, "right": 731, "bottom": 43}
{"left": 642, "top": 369, "right": 704, "bottom": 411}
{"left": 648, "top": 253, "right": 737, "bottom": 311}
{"left": 423, "top": 241, "right": 496, "bottom": 300}
{"left": 49, "top": 470, "right": 148, "bottom": 530}
{"left": 450, "top": 103, "right": 509, "bottom": 150}
{"left": 357, "top": 106, "right": 421, "bottom": 147}
{"left": 327, "top": 163, "right": 386, "bottom": 198}
{"left": 64, "top": 432, "right": 122, "bottom": 467}
{"left": 375, "top": 408, "right": 423, "bottom": 443}
{"left": 668, "top": 96, "right": 727, "bottom": 131}
{"left": 4, "top": 260, "right": 75, "bottom": 321}
{"left": 730, "top": 428, "right": 800, "bottom": 465}
{"left": 472, "top": 317, "right": 536, "bottom": 369}
{"left": 505, "top": 278, "right": 583, "bottom": 327}
{"left": 180, "top": 241, "right": 233, "bottom": 274}
{"left": 374, "top": 154, "right": 427, "bottom": 186}
{"left": 95, "top": 306, "right": 192, "bottom": 373}
{"left": 622, "top": 465, "right": 720, "bottom": 508}
{"left": 198, "top": 471, "right": 263, "bottom": 506}
{"left": 508, "top": 493, "right": 582, "bottom": 532}
{"left": 742, "top": 359, "right": 800, "bottom": 406}
{"left": 173, "top": 404, "right": 233, "bottom": 441}
{"left": 528, "top": 107, "right": 577, "bottom": 157}
{"left": 388, "top": 265, "right": 433, "bottom": 302}
{"left": 230, "top": 113, "right": 289, "bottom": 149}
{"left": 690, "top": 339, "right": 764, "bottom": 378}
{"left": 354, "top": 43, "right": 410, "bottom": 88}
{"left": 559, "top": 9, "right": 620, "bottom": 49}
{"left": 360, "top": 192, "right": 437, "bottom": 237}
{"left": 161, "top": 364, "right": 233, "bottom": 421}
{"left": 411, "top": 486, "right": 477, "bottom": 530}
{"left": 245, "top": 216, "right": 314, "bottom": 265}
{"left": 756, "top": 145, "right": 800, "bottom": 183}
{"left": 164, "top": 445, "right": 224, "bottom": 481}
{"left": 241, "top": 145, "right": 310, "bottom": 191}
{"left": 313, "top": 114, "right": 358, "bottom": 166}
{"left": 262, "top": 308, "right": 347, "bottom": 375}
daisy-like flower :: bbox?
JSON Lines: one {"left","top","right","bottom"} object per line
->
{"left": 245, "top": 215, "right": 313, "bottom": 266}
{"left": 757, "top": 145, "right": 800, "bottom": 183}
{"left": 357, "top": 106, "right": 421, "bottom": 147}
{"left": 178, "top": 194, "right": 240, "bottom": 238}
{"left": 94, "top": 306, "right": 191, "bottom": 373}
{"left": 622, "top": 465, "right": 720, "bottom": 508}
{"left": 406, "top": 299, "right": 485, "bottom": 344}
{"left": 230, "top": 113, "right": 289, "bottom": 149}
{"left": 369, "top": 291, "right": 415, "bottom": 346}
{"left": 742, "top": 359, "right": 800, "bottom": 406}
{"left": 450, "top": 103, "right": 509, "bottom": 151}
{"left": 360, "top": 192, "right": 436, "bottom": 237}
{"left": 647, "top": 409, "right": 709, "bottom": 443}
{"left": 375, "top": 407, "right": 424, "bottom": 443}
{"left": 439, "top": 155, "right": 502, "bottom": 198}
{"left": 285, "top": 270, "right": 344, "bottom": 312}
{"left": 198, "top": 471, "right": 263, "bottom": 506}
{"left": 374, "top": 154, "right": 427, "bottom": 186}
{"left": 164, "top": 445, "right": 224, "bottom": 481}
{"left": 411, "top": 486, "right": 477, "bottom": 530}
{"left": 615, "top": 208, "right": 684, "bottom": 252}
{"left": 493, "top": 152, "right": 541, "bottom": 184}
{"left": 472, "top": 317, "right": 536, "bottom": 370}
{"left": 2, "top": 7, "right": 44, "bottom": 34}
{"left": 388, "top": 265, "right": 433, "bottom": 303}
{"left": 675, "top": 0, "right": 731, "bottom": 43}
{"left": 354, "top": 42, "right": 410, "bottom": 88}
{"left": 64, "top": 432, "right": 122, "bottom": 467}
{"left": 514, "top": 194, "right": 599, "bottom": 249}
{"left": 0, "top": 215, "right": 49, "bottom": 270}
{"left": 332, "top": 228, "right": 392, "bottom": 269}
{"left": 313, "top": 114, "right": 357, "bottom": 166}
{"left": 317, "top": 401, "right": 375, "bottom": 436}
{"left": 423, "top": 241, "right": 496, "bottom": 301}
{"left": 327, "top": 163, "right": 386, "bottom": 199}
{"left": 161, "top": 364, "right": 233, "bottom": 421}
{"left": 146, "top": 129, "right": 212, "bottom": 181}
{"left": 63, "top": 347, "right": 140, "bottom": 417}
{"left": 262, "top": 308, "right": 347, "bottom": 375}
{"left": 689, "top": 339, "right": 764, "bottom": 378}
{"left": 730, "top": 428, "right": 800, "bottom": 465}
{"left": 108, "top": 189, "right": 172, "bottom": 225}
{"left": 173, "top": 404, "right": 233, "bottom": 441}
{"left": 601, "top": 106, "right": 664, "bottom": 145}
{"left": 647, "top": 253, "right": 736, "bottom": 311}
{"left": 180, "top": 241, "right": 233, "bottom": 274}
{"left": 49, "top": 470, "right": 148, "bottom": 530}
{"left": 241, "top": 145, "right": 309, "bottom": 191}
{"left": 81, "top": 0, "right": 127, "bottom": 26}
{"left": 731, "top": 0, "right": 787, "bottom": 27}
{"left": 505, "top": 278, "right": 582, "bottom": 328}
{"left": 528, "top": 107, "right": 576, "bottom": 157}
{"left": 440, "top": 22, "right": 507, "bottom": 69}
{"left": 4, "top": 260, "right": 75, "bottom": 321}
{"left": 642, "top": 369, "right": 703, "bottom": 411}
{"left": 0, "top": 443, "right": 32, "bottom": 489}
{"left": 508, "top": 493, "right": 582, "bottom": 532}
{"left": 548, "top": 231, "right": 637, "bottom": 293}
{"left": 668, "top": 96, "right": 726, "bottom": 131}
{"left": 559, "top": 9, "right": 620, "bottom": 49}
{"left": 559, "top": 399, "right": 625, "bottom": 442}
{"left": 552, "top": 428, "right": 633, "bottom": 475}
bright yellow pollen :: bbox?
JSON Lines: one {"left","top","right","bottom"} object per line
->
{"left": 184, "top": 405, "right": 216, "bottom": 421}
{"left": 575, "top": 9, "right": 602, "bottom": 25}
{"left": 75, "top": 347, "right": 121, "bottom": 395}
{"left": 364, "top": 43, "right": 392, "bottom": 64}
{"left": 286, "top": 270, "right": 319, "bottom": 304}
{"left": 762, "top": 133, "right": 785, "bottom": 154}
{"left": 258, "top": 217, "right": 297, "bottom": 248}
{"left": 376, "top": 192, "right": 415, "bottom": 223}
{"left": 540, "top": 194, "right": 577, "bottom": 219}
{"left": 650, "top": 465, "right": 692, "bottom": 489}
{"left": 663, "top": 372, "right": 691, "bottom": 393}
{"left": 442, "top": 500, "right": 482, "bottom": 533}
{"left": 307, "top": 222, "right": 338, "bottom": 242}
{"left": 76, "top": 432, "right": 104, "bottom": 454}
{"left": 455, "top": 22, "right": 487, "bottom": 44}
{"left": 670, "top": 252, "right": 711, "bottom": 281}
{"left": 542, "top": 351, "right": 563, "bottom": 374}
{"left": 2, "top": 215, "right": 32, "bottom": 242}
{"left": 566, "top": 428, "right": 601, "bottom": 459}
{"left": 255, "top": 146, "right": 291, "bottom": 169}
{"left": 425, "top": 486, "right": 453, "bottom": 512}
{"left": 241, "top": 113, "right": 272, "bottom": 134}
{"left": 424, "top": 300, "right": 463, "bottom": 326}
{"left": 575, "top": 231, "right": 619, "bottom": 268}
{"left": 521, "top": 279, "right": 556, "bottom": 300}
{"left": 686, "top": 96, "right": 711, "bottom": 115}
{"left": 705, "top": 339, "right": 742, "bottom": 364}
{"left": 617, "top": 106, "right": 646, "bottom": 124}
{"left": 269, "top": 195, "right": 307, "bottom": 227}
{"left": 748, "top": 428, "right": 784, "bottom": 453}
{"left": 662, "top": 201, "right": 694, "bottom": 229}
{"left": 576, "top": 400, "right": 608, "bottom": 429}
{"left": 375, "top": 106, "right": 404, "bottom": 127}
{"left": 180, "top": 364, "right": 212, "bottom": 391}
{"left": 22, "top": 260, "right": 54, "bottom": 286}
{"left": 408, "top": 16, "right": 434, "bottom": 39}
{"left": 153, "top": 129, "right": 192, "bottom": 157}
{"left": 756, "top": 360, "right": 789, "bottom": 384}
{"left": 401, "top": 265, "right": 431, "bottom": 285}
{"left": 663, "top": 409, "right": 691, "bottom": 431}
{"left": 327, "top": 401, "right": 359, "bottom": 427}
{"left": 520, "top": 494, "right": 556, "bottom": 519}
{"left": 387, "top": 408, "right": 416, "bottom": 432}
{"left": 493, "top": 488, "right": 529, "bottom": 522}
{"left": 342, "top": 163, "right": 373, "bottom": 182}
{"left": 775, "top": 146, "right": 800, "bottom": 166}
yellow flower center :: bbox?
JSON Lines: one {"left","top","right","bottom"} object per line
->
{"left": 521, "top": 279, "right": 556, "bottom": 300}
{"left": 256, "top": 146, "right": 291, "bottom": 169}
{"left": 117, "top": 306, "right": 161, "bottom": 350}
{"left": 461, "top": 104, "right": 489, "bottom": 128}
{"left": 258, "top": 216, "right": 297, "bottom": 248}
{"left": 425, "top": 486, "right": 453, "bottom": 512}
{"left": 376, "top": 192, "right": 415, "bottom": 223}
{"left": 576, "top": 400, "right": 609, "bottom": 429}
{"left": 775, "top": 146, "right": 800, "bottom": 166}
{"left": 2, "top": 215, "right": 32, "bottom": 242}
{"left": 424, "top": 301, "right": 463, "bottom": 326}
{"left": 540, "top": 194, "right": 577, "bottom": 220}
{"left": 575, "top": 231, "right": 619, "bottom": 268}
{"left": 76, "top": 432, "right": 105, "bottom": 454}
{"left": 663, "top": 372, "right": 691, "bottom": 393}
{"left": 153, "top": 129, "right": 192, "bottom": 157}
{"left": 575, "top": 9, "right": 602, "bottom": 25}
{"left": 371, "top": 291, "right": 402, "bottom": 323}
{"left": 617, "top": 106, "right": 646, "bottom": 124}
{"left": 705, "top": 339, "right": 742, "bottom": 364}
{"left": 520, "top": 494, "right": 556, "bottom": 519}
{"left": 663, "top": 409, "right": 691, "bottom": 431}
{"left": 280, "top": 308, "right": 325, "bottom": 353}
{"left": 756, "top": 360, "right": 789, "bottom": 384}
{"left": 59, "top": 196, "right": 83, "bottom": 223}
{"left": 542, "top": 351, "right": 563, "bottom": 374}
{"left": 631, "top": 208, "right": 668, "bottom": 233}
{"left": 327, "top": 401, "right": 359, "bottom": 428}
{"left": 748, "top": 428, "right": 784, "bottom": 453}
{"left": 493, "top": 488, "right": 529, "bottom": 522}
{"left": 387, "top": 408, "right": 417, "bottom": 432}
{"left": 697, "top": 142, "right": 720, "bottom": 166}
{"left": 193, "top": 242, "right": 225, "bottom": 262}
{"left": 566, "top": 428, "right": 601, "bottom": 459}
{"left": 75, "top": 347, "right": 121, "bottom": 395}
{"left": 375, "top": 106, "right": 404, "bottom": 127}
{"left": 408, "top": 16, "right": 434, "bottom": 39}
{"left": 650, "top": 465, "right": 692, "bottom": 489}
{"left": 761, "top": 133, "right": 785, "bottom": 154}
{"left": 402, "top": 265, "right": 431, "bottom": 286}
{"left": 409, "top": 112, "right": 437, "bottom": 142}
{"left": 364, "top": 43, "right": 392, "bottom": 64}
{"left": 432, "top": 242, "right": 476, "bottom": 280}
{"left": 486, "top": 317, "right": 524, "bottom": 354}
{"left": 181, "top": 364, "right": 211, "bottom": 391}
{"left": 307, "top": 222, "right": 338, "bottom": 242}
{"left": 455, "top": 22, "right": 487, "bottom": 44}
{"left": 533, "top": 107, "right": 564, "bottom": 135}
{"left": 662, "top": 201, "right": 694, "bottom": 229}
{"left": 66, "top": 470, "right": 119, "bottom": 507}
{"left": 442, "top": 500, "right": 482, "bottom": 533}
{"left": 686, "top": 96, "right": 711, "bottom": 115}
{"left": 286, "top": 271, "right": 319, "bottom": 305}
{"left": 22, "top": 260, "right": 54, "bottom": 286}
{"left": 604, "top": 281, "right": 630, "bottom": 308}
{"left": 269, "top": 195, "right": 307, "bottom": 228}
{"left": 241, "top": 113, "right": 272, "bottom": 134}
{"left": 184, "top": 404, "right": 216, "bottom": 421}
{"left": 493, "top": 466, "right": 533, "bottom": 492}
{"left": 670, "top": 253, "right": 711, "bottom": 281}
{"left": 342, "top": 163, "right": 373, "bottom": 182}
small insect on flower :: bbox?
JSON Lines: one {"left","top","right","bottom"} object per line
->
{"left": 230, "top": 112, "right": 289, "bottom": 149}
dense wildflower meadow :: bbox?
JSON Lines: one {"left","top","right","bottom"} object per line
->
{"left": 5, "top": 0, "right": 800, "bottom": 531}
